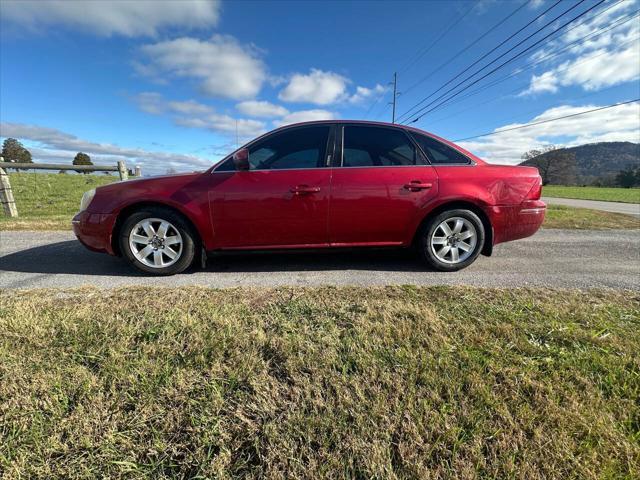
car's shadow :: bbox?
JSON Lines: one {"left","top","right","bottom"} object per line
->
{"left": 0, "top": 241, "right": 140, "bottom": 276}
{"left": 0, "top": 240, "right": 429, "bottom": 276}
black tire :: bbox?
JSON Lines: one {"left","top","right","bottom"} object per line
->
{"left": 418, "top": 209, "right": 485, "bottom": 272}
{"left": 119, "top": 207, "right": 197, "bottom": 275}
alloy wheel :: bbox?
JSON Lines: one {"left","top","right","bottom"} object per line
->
{"left": 128, "top": 218, "right": 183, "bottom": 268}
{"left": 430, "top": 216, "right": 477, "bottom": 264}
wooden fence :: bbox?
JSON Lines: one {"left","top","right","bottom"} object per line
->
{"left": 0, "top": 158, "right": 140, "bottom": 218}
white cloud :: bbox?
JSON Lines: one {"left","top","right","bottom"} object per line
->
{"left": 134, "top": 92, "right": 167, "bottom": 115}
{"left": 0, "top": 122, "right": 213, "bottom": 174}
{"left": 279, "top": 69, "right": 349, "bottom": 105}
{"left": 133, "top": 92, "right": 214, "bottom": 116}
{"left": 236, "top": 100, "right": 289, "bottom": 118}
{"left": 519, "top": 71, "right": 558, "bottom": 95}
{"left": 131, "top": 93, "right": 266, "bottom": 140}
{"left": 139, "top": 35, "right": 266, "bottom": 100}
{"left": 167, "top": 100, "right": 214, "bottom": 116}
{"left": 348, "top": 84, "right": 386, "bottom": 104}
{"left": 175, "top": 115, "right": 266, "bottom": 139}
{"left": 457, "top": 102, "right": 640, "bottom": 164}
{"left": 520, "top": 1, "right": 640, "bottom": 95}
{"left": 277, "top": 109, "right": 336, "bottom": 126}
{"left": 522, "top": 42, "right": 640, "bottom": 95}
{"left": 0, "top": 0, "right": 220, "bottom": 37}
{"left": 556, "top": 44, "right": 640, "bottom": 91}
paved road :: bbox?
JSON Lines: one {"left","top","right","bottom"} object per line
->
{"left": 1, "top": 229, "right": 639, "bottom": 289}
{"left": 543, "top": 197, "right": 640, "bottom": 217}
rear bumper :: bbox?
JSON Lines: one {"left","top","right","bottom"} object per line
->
{"left": 486, "top": 200, "right": 546, "bottom": 245}
{"left": 72, "top": 211, "right": 117, "bottom": 255}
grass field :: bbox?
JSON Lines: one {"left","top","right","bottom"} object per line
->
{"left": 0, "top": 172, "right": 116, "bottom": 230}
{"left": 543, "top": 185, "right": 640, "bottom": 204}
{"left": 543, "top": 205, "right": 640, "bottom": 229}
{"left": 1, "top": 287, "right": 638, "bottom": 478}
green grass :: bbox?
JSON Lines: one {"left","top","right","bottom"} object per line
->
{"left": 544, "top": 205, "right": 640, "bottom": 230}
{"left": 543, "top": 185, "right": 640, "bottom": 204}
{"left": 1, "top": 287, "right": 639, "bottom": 479}
{"left": 0, "top": 172, "right": 117, "bottom": 230}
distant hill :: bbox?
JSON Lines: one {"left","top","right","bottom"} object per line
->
{"left": 519, "top": 142, "right": 639, "bottom": 185}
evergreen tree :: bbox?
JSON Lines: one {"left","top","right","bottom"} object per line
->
{"left": 73, "top": 152, "right": 93, "bottom": 174}
{"left": 615, "top": 167, "right": 640, "bottom": 188}
{"left": 1, "top": 138, "right": 33, "bottom": 163}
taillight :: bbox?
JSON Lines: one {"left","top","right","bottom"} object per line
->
{"left": 526, "top": 175, "right": 542, "bottom": 200}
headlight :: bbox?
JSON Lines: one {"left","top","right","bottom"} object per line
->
{"left": 79, "top": 189, "right": 96, "bottom": 212}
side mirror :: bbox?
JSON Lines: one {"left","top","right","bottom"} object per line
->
{"left": 232, "top": 148, "right": 250, "bottom": 171}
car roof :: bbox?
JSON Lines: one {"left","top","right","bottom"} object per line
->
{"left": 278, "top": 119, "right": 427, "bottom": 134}
{"left": 272, "top": 120, "right": 485, "bottom": 164}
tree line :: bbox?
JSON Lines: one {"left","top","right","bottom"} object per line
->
{"left": 2, "top": 137, "right": 95, "bottom": 173}
{"left": 522, "top": 145, "right": 639, "bottom": 188}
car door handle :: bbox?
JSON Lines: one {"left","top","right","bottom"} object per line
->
{"left": 403, "top": 181, "right": 433, "bottom": 191}
{"left": 290, "top": 185, "right": 321, "bottom": 195}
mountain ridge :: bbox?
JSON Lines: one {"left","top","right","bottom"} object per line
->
{"left": 518, "top": 141, "right": 639, "bottom": 185}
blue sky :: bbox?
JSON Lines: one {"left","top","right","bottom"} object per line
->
{"left": 1, "top": 0, "right": 639, "bottom": 174}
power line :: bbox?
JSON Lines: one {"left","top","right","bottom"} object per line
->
{"left": 431, "top": 56, "right": 639, "bottom": 129}
{"left": 406, "top": 0, "right": 608, "bottom": 124}
{"left": 422, "top": 8, "right": 639, "bottom": 119}
{"left": 365, "top": 84, "right": 394, "bottom": 121}
{"left": 399, "top": 1, "right": 478, "bottom": 74}
{"left": 452, "top": 98, "right": 640, "bottom": 142}
{"left": 365, "top": 1, "right": 476, "bottom": 119}
{"left": 400, "top": 0, "right": 591, "bottom": 123}
{"left": 396, "top": 0, "right": 565, "bottom": 123}
{"left": 363, "top": 78, "right": 391, "bottom": 119}
{"left": 402, "top": 0, "right": 532, "bottom": 96}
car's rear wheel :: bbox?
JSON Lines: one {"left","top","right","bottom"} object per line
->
{"left": 418, "top": 209, "right": 485, "bottom": 272}
{"left": 119, "top": 207, "right": 196, "bottom": 275}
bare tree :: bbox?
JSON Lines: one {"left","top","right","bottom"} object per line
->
{"left": 521, "top": 145, "right": 577, "bottom": 185}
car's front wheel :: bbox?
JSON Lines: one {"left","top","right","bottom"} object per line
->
{"left": 418, "top": 209, "right": 485, "bottom": 272}
{"left": 119, "top": 207, "right": 196, "bottom": 275}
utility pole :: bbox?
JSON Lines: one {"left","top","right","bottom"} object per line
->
{"left": 390, "top": 72, "right": 398, "bottom": 123}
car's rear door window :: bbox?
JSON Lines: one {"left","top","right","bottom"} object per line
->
{"left": 411, "top": 133, "right": 471, "bottom": 165}
{"left": 342, "top": 126, "right": 418, "bottom": 167}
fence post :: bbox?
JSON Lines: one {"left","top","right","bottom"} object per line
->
{"left": 0, "top": 166, "right": 19, "bottom": 218}
{"left": 135, "top": 165, "right": 142, "bottom": 177}
{"left": 117, "top": 160, "right": 128, "bottom": 181}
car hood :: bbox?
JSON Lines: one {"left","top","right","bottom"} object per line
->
{"left": 88, "top": 171, "right": 209, "bottom": 214}
{"left": 97, "top": 171, "right": 203, "bottom": 193}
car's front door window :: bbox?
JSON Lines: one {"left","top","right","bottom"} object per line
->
{"left": 217, "top": 126, "right": 330, "bottom": 172}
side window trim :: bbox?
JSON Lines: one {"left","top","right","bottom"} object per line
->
{"left": 337, "top": 124, "right": 428, "bottom": 168}
{"left": 212, "top": 124, "right": 334, "bottom": 172}
{"left": 409, "top": 132, "right": 475, "bottom": 166}
{"left": 325, "top": 124, "right": 337, "bottom": 168}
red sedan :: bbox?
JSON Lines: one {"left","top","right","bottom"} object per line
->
{"left": 72, "top": 121, "right": 546, "bottom": 275}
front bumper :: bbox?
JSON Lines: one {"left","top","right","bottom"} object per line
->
{"left": 486, "top": 200, "right": 546, "bottom": 245}
{"left": 72, "top": 211, "right": 118, "bottom": 255}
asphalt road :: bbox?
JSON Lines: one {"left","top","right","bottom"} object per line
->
{"left": 543, "top": 197, "right": 640, "bottom": 217}
{"left": 1, "top": 229, "right": 639, "bottom": 289}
